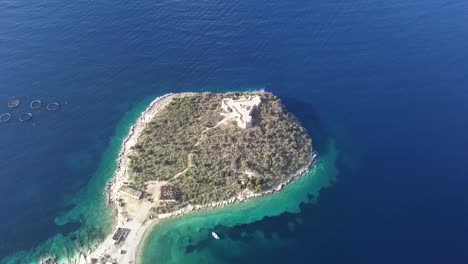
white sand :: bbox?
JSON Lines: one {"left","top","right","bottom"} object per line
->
{"left": 76, "top": 93, "right": 196, "bottom": 264}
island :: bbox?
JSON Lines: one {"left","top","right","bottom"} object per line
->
{"left": 77, "top": 91, "right": 316, "bottom": 264}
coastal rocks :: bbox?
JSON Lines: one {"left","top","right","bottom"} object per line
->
{"left": 39, "top": 255, "right": 57, "bottom": 264}
{"left": 157, "top": 152, "right": 317, "bottom": 221}
{"left": 276, "top": 184, "right": 284, "bottom": 191}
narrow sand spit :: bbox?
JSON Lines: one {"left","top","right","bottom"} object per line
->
{"left": 77, "top": 93, "right": 196, "bottom": 264}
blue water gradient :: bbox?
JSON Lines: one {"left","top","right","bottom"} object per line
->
{"left": 1, "top": 0, "right": 468, "bottom": 263}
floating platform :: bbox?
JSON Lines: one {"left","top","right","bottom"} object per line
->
{"left": 19, "top": 113, "right": 32, "bottom": 122}
{"left": 47, "top": 102, "right": 59, "bottom": 111}
{"left": 8, "top": 99, "right": 20, "bottom": 108}
{"left": 0, "top": 113, "right": 11, "bottom": 123}
{"left": 30, "top": 100, "right": 42, "bottom": 109}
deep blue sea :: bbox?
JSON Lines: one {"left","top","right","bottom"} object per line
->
{"left": 1, "top": 0, "right": 468, "bottom": 263}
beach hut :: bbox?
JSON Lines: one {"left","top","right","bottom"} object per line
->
{"left": 120, "top": 186, "right": 143, "bottom": 200}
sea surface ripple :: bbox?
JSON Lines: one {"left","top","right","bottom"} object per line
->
{"left": 1, "top": 0, "right": 468, "bottom": 263}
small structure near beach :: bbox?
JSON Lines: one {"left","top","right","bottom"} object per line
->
{"left": 120, "top": 185, "right": 143, "bottom": 200}
{"left": 112, "top": 227, "right": 130, "bottom": 244}
{"left": 160, "top": 185, "right": 177, "bottom": 202}
{"left": 221, "top": 95, "right": 261, "bottom": 129}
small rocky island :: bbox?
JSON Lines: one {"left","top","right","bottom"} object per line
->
{"left": 129, "top": 92, "right": 313, "bottom": 212}
{"left": 81, "top": 91, "right": 315, "bottom": 264}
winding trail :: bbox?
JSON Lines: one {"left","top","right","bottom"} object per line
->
{"left": 171, "top": 115, "right": 232, "bottom": 180}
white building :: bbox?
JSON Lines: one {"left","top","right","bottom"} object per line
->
{"left": 221, "top": 95, "right": 261, "bottom": 129}
{"left": 120, "top": 186, "right": 143, "bottom": 200}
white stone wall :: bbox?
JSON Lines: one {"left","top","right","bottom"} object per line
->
{"left": 221, "top": 95, "right": 261, "bottom": 129}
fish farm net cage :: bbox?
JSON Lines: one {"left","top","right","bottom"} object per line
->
{"left": 30, "top": 100, "right": 42, "bottom": 109}
{"left": 0, "top": 113, "right": 11, "bottom": 123}
{"left": 19, "top": 113, "right": 33, "bottom": 122}
{"left": 8, "top": 99, "right": 20, "bottom": 108}
{"left": 47, "top": 102, "right": 59, "bottom": 111}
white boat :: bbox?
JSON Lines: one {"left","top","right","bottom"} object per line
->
{"left": 211, "top": 232, "right": 220, "bottom": 240}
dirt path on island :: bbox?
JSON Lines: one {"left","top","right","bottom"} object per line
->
{"left": 171, "top": 116, "right": 231, "bottom": 181}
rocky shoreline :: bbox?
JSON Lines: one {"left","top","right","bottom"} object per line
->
{"left": 77, "top": 93, "right": 197, "bottom": 263}
{"left": 134, "top": 150, "right": 317, "bottom": 264}
{"left": 39, "top": 255, "right": 57, "bottom": 264}
{"left": 155, "top": 151, "right": 317, "bottom": 219}
{"left": 136, "top": 151, "right": 317, "bottom": 264}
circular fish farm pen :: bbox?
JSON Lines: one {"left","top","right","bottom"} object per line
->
{"left": 47, "top": 102, "right": 59, "bottom": 111}
{"left": 30, "top": 100, "right": 42, "bottom": 109}
{"left": 19, "top": 113, "right": 33, "bottom": 122}
{"left": 8, "top": 99, "right": 20, "bottom": 108}
{"left": 0, "top": 113, "right": 11, "bottom": 123}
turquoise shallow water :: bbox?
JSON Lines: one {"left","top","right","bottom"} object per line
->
{"left": 1, "top": 94, "right": 337, "bottom": 264}
{"left": 141, "top": 142, "right": 339, "bottom": 264}
{"left": 1, "top": 96, "right": 156, "bottom": 263}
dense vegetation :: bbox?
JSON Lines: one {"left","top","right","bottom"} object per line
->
{"left": 128, "top": 92, "right": 312, "bottom": 206}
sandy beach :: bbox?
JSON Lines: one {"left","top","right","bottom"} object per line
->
{"left": 74, "top": 93, "right": 196, "bottom": 264}
{"left": 69, "top": 91, "right": 316, "bottom": 264}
